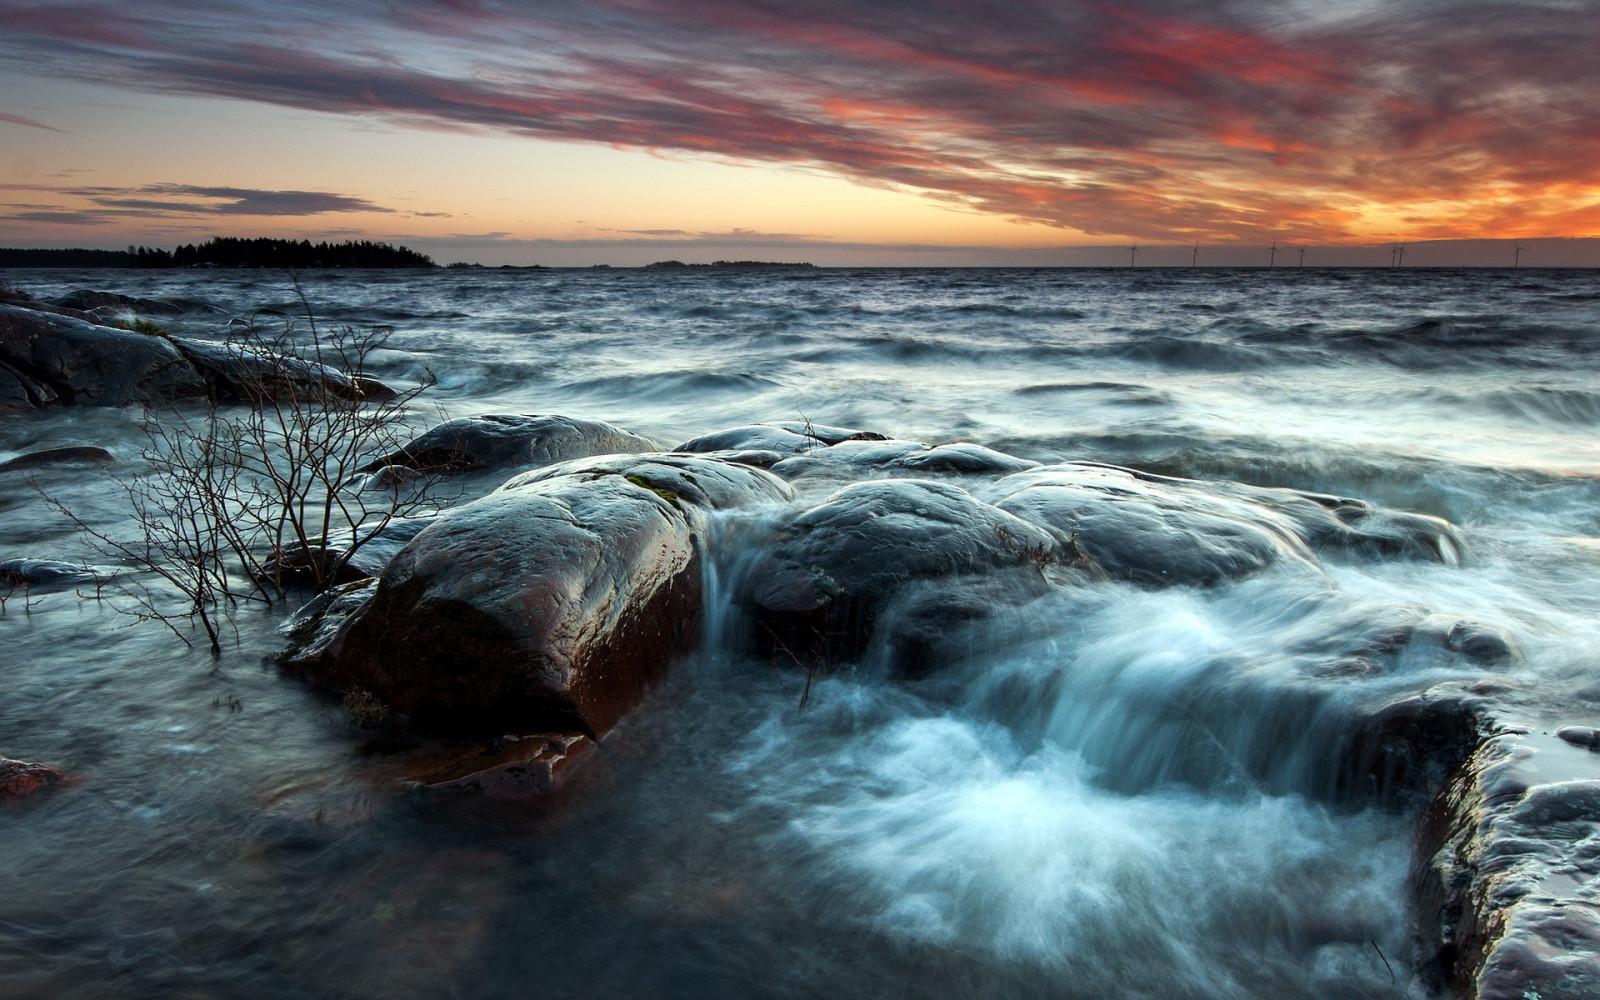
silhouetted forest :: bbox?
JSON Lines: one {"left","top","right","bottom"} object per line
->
{"left": 1, "top": 238, "right": 437, "bottom": 269}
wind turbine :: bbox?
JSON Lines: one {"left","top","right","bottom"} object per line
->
{"left": 1298, "top": 247, "right": 1307, "bottom": 267}
{"left": 1192, "top": 242, "right": 1200, "bottom": 267}
{"left": 1394, "top": 244, "right": 1406, "bottom": 267}
{"left": 1514, "top": 243, "right": 1523, "bottom": 268}
{"left": 1269, "top": 241, "right": 1278, "bottom": 267}
{"left": 1129, "top": 245, "right": 1139, "bottom": 268}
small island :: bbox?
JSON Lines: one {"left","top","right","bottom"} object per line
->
{"left": 644, "top": 259, "right": 816, "bottom": 269}
{"left": 1, "top": 237, "right": 437, "bottom": 269}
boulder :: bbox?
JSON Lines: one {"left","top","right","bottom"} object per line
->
{"left": 52, "top": 289, "right": 187, "bottom": 315}
{"left": 1, "top": 559, "right": 104, "bottom": 594}
{"left": 497, "top": 451, "right": 794, "bottom": 514}
{"left": 1069, "top": 462, "right": 1464, "bottom": 563}
{"left": 673, "top": 420, "right": 888, "bottom": 456}
{"left": 0, "top": 446, "right": 115, "bottom": 474}
{"left": 284, "top": 472, "right": 702, "bottom": 737}
{"left": 768, "top": 438, "right": 1039, "bottom": 482}
{"left": 0, "top": 757, "right": 69, "bottom": 803}
{"left": 983, "top": 463, "right": 1322, "bottom": 586}
{"left": 745, "top": 479, "right": 1065, "bottom": 664}
{"left": 362, "top": 414, "right": 657, "bottom": 478}
{"left": 0, "top": 302, "right": 206, "bottom": 406}
{"left": 170, "top": 337, "right": 397, "bottom": 403}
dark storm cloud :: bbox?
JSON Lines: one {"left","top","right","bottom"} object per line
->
{"left": 0, "top": 181, "right": 396, "bottom": 222}
{"left": 0, "top": 110, "right": 63, "bottom": 130}
{"left": 1, "top": 0, "right": 1595, "bottom": 239}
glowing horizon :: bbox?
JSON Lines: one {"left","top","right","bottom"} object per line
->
{"left": 2, "top": 0, "right": 1597, "bottom": 266}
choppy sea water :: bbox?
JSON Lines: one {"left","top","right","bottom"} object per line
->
{"left": 2, "top": 266, "right": 1598, "bottom": 999}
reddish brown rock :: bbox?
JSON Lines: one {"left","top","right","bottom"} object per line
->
{"left": 286, "top": 472, "right": 702, "bottom": 737}
{"left": 0, "top": 757, "right": 69, "bottom": 803}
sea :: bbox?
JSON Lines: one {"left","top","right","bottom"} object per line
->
{"left": 2, "top": 266, "right": 1598, "bottom": 999}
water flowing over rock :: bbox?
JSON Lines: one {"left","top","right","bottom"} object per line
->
{"left": 673, "top": 420, "right": 889, "bottom": 455}
{"left": 744, "top": 478, "right": 1066, "bottom": 665}
{"left": 362, "top": 413, "right": 657, "bottom": 478}
{"left": 768, "top": 438, "right": 1040, "bottom": 483}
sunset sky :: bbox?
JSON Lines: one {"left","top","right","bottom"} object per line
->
{"left": 2, "top": 0, "right": 1598, "bottom": 265}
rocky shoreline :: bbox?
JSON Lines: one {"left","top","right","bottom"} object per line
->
{"left": 2, "top": 291, "right": 1597, "bottom": 998}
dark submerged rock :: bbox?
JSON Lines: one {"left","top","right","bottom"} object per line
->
{"left": 0, "top": 559, "right": 104, "bottom": 593}
{"left": 52, "top": 289, "right": 188, "bottom": 315}
{"left": 363, "top": 413, "right": 657, "bottom": 478}
{"left": 405, "top": 733, "right": 597, "bottom": 799}
{"left": 0, "top": 446, "right": 114, "bottom": 473}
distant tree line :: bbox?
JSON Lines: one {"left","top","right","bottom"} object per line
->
{"left": 0, "top": 238, "right": 437, "bottom": 269}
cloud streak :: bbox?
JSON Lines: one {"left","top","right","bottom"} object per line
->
{"left": 0, "top": 0, "right": 1596, "bottom": 240}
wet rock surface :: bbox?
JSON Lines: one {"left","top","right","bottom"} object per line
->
{"left": 768, "top": 438, "right": 1040, "bottom": 483}
{"left": 1416, "top": 725, "right": 1600, "bottom": 1000}
{"left": 0, "top": 302, "right": 206, "bottom": 408}
{"left": 673, "top": 420, "right": 889, "bottom": 456}
{"left": 498, "top": 451, "right": 794, "bottom": 514}
{"left": 286, "top": 472, "right": 703, "bottom": 738}
{"left": 363, "top": 413, "right": 657, "bottom": 478}
{"left": 744, "top": 478, "right": 1066, "bottom": 664}
{"left": 0, "top": 757, "right": 69, "bottom": 803}
{"left": 0, "top": 446, "right": 115, "bottom": 474}
{"left": 0, "top": 300, "right": 392, "bottom": 409}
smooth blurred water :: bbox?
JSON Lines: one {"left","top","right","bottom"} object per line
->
{"left": 3, "top": 266, "right": 1598, "bottom": 998}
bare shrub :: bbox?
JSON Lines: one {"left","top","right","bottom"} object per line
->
{"left": 46, "top": 309, "right": 441, "bottom": 655}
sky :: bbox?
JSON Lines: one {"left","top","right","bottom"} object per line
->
{"left": 2, "top": 0, "right": 1598, "bottom": 266}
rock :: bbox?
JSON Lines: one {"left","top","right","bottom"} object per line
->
{"left": 284, "top": 472, "right": 701, "bottom": 737}
{"left": 1, "top": 359, "right": 59, "bottom": 411}
{"left": 983, "top": 463, "right": 1321, "bottom": 586}
{"left": 169, "top": 337, "right": 397, "bottom": 403}
{"left": 497, "top": 451, "right": 794, "bottom": 514}
{"left": 0, "top": 300, "right": 394, "bottom": 410}
{"left": 267, "top": 517, "right": 438, "bottom": 586}
{"left": 768, "top": 438, "right": 1039, "bottom": 482}
{"left": 404, "top": 733, "right": 597, "bottom": 798}
{"left": 0, "top": 757, "right": 69, "bottom": 803}
{"left": 363, "top": 413, "right": 657, "bottom": 478}
{"left": 279, "top": 579, "right": 380, "bottom": 666}
{"left": 0, "top": 559, "right": 103, "bottom": 593}
{"left": 1416, "top": 727, "right": 1600, "bottom": 999}
{"left": 0, "top": 302, "right": 207, "bottom": 406}
{"left": 52, "top": 289, "right": 187, "bottom": 315}
{"left": 1069, "top": 462, "right": 1464, "bottom": 563}
{"left": 0, "top": 446, "right": 115, "bottom": 474}
{"left": 745, "top": 479, "right": 1064, "bottom": 664}
{"left": 673, "top": 420, "right": 888, "bottom": 456}
{"left": 1557, "top": 726, "right": 1600, "bottom": 751}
